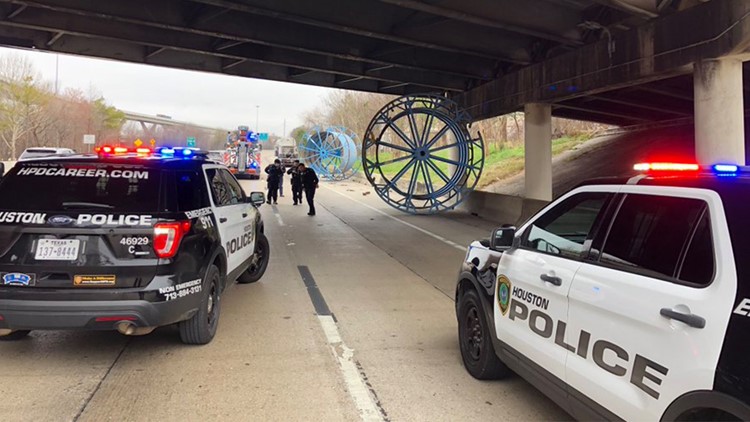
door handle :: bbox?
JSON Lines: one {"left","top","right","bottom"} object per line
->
{"left": 660, "top": 308, "right": 705, "bottom": 329}
{"left": 539, "top": 273, "right": 562, "bottom": 286}
{"left": 219, "top": 217, "right": 228, "bottom": 223}
{"left": 242, "top": 213, "right": 248, "bottom": 218}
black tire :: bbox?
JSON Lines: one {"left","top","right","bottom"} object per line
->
{"left": 0, "top": 330, "right": 30, "bottom": 341}
{"left": 238, "top": 232, "right": 270, "bottom": 284}
{"left": 179, "top": 265, "right": 221, "bottom": 345}
{"left": 457, "top": 288, "right": 509, "bottom": 380}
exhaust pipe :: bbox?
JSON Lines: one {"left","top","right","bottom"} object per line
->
{"left": 116, "top": 321, "right": 155, "bottom": 336}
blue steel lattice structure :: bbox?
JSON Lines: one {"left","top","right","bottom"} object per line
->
{"left": 300, "top": 126, "right": 361, "bottom": 181}
{"left": 362, "top": 94, "right": 484, "bottom": 214}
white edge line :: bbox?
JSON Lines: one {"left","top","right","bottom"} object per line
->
{"left": 317, "top": 315, "right": 384, "bottom": 422}
{"left": 272, "top": 207, "right": 286, "bottom": 226}
{"left": 323, "top": 186, "right": 465, "bottom": 251}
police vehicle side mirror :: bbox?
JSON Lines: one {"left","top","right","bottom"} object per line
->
{"left": 490, "top": 226, "right": 516, "bottom": 251}
{"left": 0, "top": 162, "right": 5, "bottom": 178}
{"left": 249, "top": 191, "right": 265, "bottom": 206}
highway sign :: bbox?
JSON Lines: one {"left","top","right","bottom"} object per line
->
{"left": 259, "top": 133, "right": 269, "bottom": 141}
{"left": 83, "top": 134, "right": 95, "bottom": 145}
{"left": 187, "top": 137, "right": 196, "bottom": 147}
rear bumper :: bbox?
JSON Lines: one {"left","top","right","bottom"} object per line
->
{"left": 229, "top": 168, "right": 259, "bottom": 175}
{"left": 0, "top": 293, "right": 198, "bottom": 331}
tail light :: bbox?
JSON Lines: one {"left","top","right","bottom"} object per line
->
{"left": 153, "top": 221, "right": 191, "bottom": 258}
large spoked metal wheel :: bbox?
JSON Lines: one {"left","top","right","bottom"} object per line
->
{"left": 179, "top": 265, "right": 221, "bottom": 345}
{"left": 300, "top": 126, "right": 360, "bottom": 181}
{"left": 457, "top": 289, "right": 509, "bottom": 380}
{"left": 363, "top": 94, "right": 484, "bottom": 214}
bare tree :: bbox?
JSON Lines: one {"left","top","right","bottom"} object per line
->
{"left": 0, "top": 54, "right": 48, "bottom": 158}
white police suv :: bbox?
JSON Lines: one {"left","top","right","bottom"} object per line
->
{"left": 456, "top": 162, "right": 750, "bottom": 421}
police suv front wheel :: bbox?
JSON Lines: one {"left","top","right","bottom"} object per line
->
{"left": 239, "top": 232, "right": 270, "bottom": 284}
{"left": 458, "top": 289, "right": 509, "bottom": 380}
{"left": 179, "top": 265, "right": 221, "bottom": 345}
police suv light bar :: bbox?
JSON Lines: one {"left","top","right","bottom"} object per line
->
{"left": 634, "top": 162, "right": 745, "bottom": 176}
{"left": 156, "top": 147, "right": 208, "bottom": 157}
{"left": 633, "top": 162, "right": 699, "bottom": 172}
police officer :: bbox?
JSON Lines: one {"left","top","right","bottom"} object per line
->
{"left": 287, "top": 159, "right": 302, "bottom": 205}
{"left": 298, "top": 163, "right": 319, "bottom": 216}
{"left": 264, "top": 159, "right": 284, "bottom": 204}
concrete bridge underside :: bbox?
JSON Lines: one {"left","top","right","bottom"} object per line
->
{"left": 0, "top": 0, "right": 748, "bottom": 199}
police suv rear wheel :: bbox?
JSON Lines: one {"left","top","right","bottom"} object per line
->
{"left": 0, "top": 330, "right": 31, "bottom": 341}
{"left": 458, "top": 289, "right": 509, "bottom": 380}
{"left": 179, "top": 265, "right": 221, "bottom": 345}
{"left": 239, "top": 232, "right": 270, "bottom": 284}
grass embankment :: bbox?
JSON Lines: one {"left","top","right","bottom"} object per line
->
{"left": 373, "top": 135, "right": 591, "bottom": 189}
{"left": 478, "top": 134, "right": 590, "bottom": 188}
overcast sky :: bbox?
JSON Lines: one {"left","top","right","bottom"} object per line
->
{"left": 1, "top": 46, "right": 335, "bottom": 136}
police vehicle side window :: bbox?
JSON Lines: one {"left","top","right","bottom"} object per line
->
{"left": 520, "top": 192, "right": 610, "bottom": 259}
{"left": 219, "top": 169, "right": 245, "bottom": 204}
{"left": 175, "top": 170, "right": 210, "bottom": 211}
{"left": 678, "top": 211, "right": 714, "bottom": 285}
{"left": 205, "top": 168, "right": 232, "bottom": 207}
{"left": 599, "top": 194, "right": 713, "bottom": 285}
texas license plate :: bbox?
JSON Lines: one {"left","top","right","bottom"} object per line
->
{"left": 35, "top": 239, "right": 80, "bottom": 261}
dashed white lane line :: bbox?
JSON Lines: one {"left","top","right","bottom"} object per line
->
{"left": 272, "top": 207, "right": 285, "bottom": 226}
{"left": 323, "top": 186, "right": 465, "bottom": 251}
{"left": 317, "top": 315, "right": 385, "bottom": 422}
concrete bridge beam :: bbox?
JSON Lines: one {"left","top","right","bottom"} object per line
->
{"left": 694, "top": 58, "right": 746, "bottom": 165}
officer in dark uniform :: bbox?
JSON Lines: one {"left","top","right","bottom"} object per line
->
{"left": 298, "top": 163, "right": 319, "bottom": 216}
{"left": 286, "top": 159, "right": 302, "bottom": 205}
{"left": 264, "top": 159, "right": 284, "bottom": 204}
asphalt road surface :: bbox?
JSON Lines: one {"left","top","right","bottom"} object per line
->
{"left": 0, "top": 156, "right": 570, "bottom": 421}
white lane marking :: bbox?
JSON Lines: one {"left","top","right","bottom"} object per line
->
{"left": 318, "top": 315, "right": 385, "bottom": 422}
{"left": 272, "top": 207, "right": 285, "bottom": 226}
{"left": 323, "top": 186, "right": 465, "bottom": 251}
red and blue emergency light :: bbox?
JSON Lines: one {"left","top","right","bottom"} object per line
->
{"left": 95, "top": 145, "right": 152, "bottom": 155}
{"left": 95, "top": 145, "right": 204, "bottom": 159}
{"left": 634, "top": 162, "right": 743, "bottom": 177}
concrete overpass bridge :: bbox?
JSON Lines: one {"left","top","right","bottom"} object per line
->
{"left": 0, "top": 0, "right": 747, "bottom": 202}
{"left": 2, "top": 3, "right": 750, "bottom": 420}
{"left": 122, "top": 110, "right": 221, "bottom": 139}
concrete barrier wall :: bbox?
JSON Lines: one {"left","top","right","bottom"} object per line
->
{"left": 350, "top": 172, "right": 547, "bottom": 226}
{"left": 457, "top": 190, "right": 548, "bottom": 226}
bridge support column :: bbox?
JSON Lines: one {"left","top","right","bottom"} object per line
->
{"left": 524, "top": 103, "right": 552, "bottom": 201}
{"left": 694, "top": 58, "right": 745, "bottom": 165}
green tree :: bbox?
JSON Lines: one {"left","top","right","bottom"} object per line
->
{"left": 290, "top": 125, "right": 307, "bottom": 145}
{"left": 90, "top": 97, "right": 125, "bottom": 140}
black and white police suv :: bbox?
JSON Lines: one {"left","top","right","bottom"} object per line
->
{"left": 456, "top": 162, "right": 750, "bottom": 421}
{"left": 0, "top": 146, "right": 270, "bottom": 345}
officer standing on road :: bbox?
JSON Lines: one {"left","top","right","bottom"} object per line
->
{"left": 287, "top": 159, "right": 302, "bottom": 205}
{"left": 264, "top": 159, "right": 284, "bottom": 204}
{"left": 298, "top": 163, "right": 319, "bottom": 216}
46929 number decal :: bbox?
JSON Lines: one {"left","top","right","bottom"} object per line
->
{"left": 120, "top": 236, "right": 149, "bottom": 246}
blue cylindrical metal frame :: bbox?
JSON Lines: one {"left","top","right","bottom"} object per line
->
{"left": 301, "top": 126, "right": 360, "bottom": 181}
